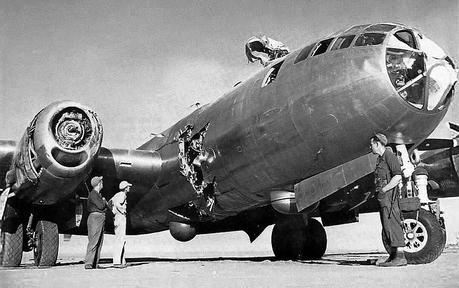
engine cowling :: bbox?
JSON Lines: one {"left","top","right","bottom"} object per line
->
{"left": 7, "top": 101, "right": 103, "bottom": 205}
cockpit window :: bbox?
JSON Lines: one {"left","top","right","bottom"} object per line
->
{"left": 386, "top": 31, "right": 457, "bottom": 111}
{"left": 426, "top": 65, "right": 456, "bottom": 110}
{"left": 294, "top": 43, "right": 315, "bottom": 64}
{"left": 365, "top": 24, "right": 396, "bottom": 32}
{"left": 417, "top": 34, "right": 457, "bottom": 110}
{"left": 355, "top": 33, "right": 386, "bottom": 46}
{"left": 386, "top": 49, "right": 425, "bottom": 109}
{"left": 311, "top": 38, "right": 334, "bottom": 56}
{"left": 391, "top": 30, "right": 417, "bottom": 49}
{"left": 330, "top": 35, "right": 355, "bottom": 50}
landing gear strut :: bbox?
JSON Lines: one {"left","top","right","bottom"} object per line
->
{"left": 271, "top": 216, "right": 327, "bottom": 260}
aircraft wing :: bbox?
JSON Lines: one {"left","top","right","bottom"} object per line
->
{"left": 415, "top": 122, "right": 459, "bottom": 198}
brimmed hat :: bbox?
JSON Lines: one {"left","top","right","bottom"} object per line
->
{"left": 119, "top": 180, "right": 132, "bottom": 190}
{"left": 374, "top": 133, "right": 388, "bottom": 146}
{"left": 90, "top": 176, "right": 103, "bottom": 187}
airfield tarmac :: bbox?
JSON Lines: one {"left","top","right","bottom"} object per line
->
{"left": 1, "top": 249, "right": 459, "bottom": 288}
{"left": 2, "top": 213, "right": 459, "bottom": 288}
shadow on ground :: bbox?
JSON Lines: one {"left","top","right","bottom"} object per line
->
{"left": 48, "top": 252, "right": 384, "bottom": 268}
{"left": 1, "top": 251, "right": 410, "bottom": 270}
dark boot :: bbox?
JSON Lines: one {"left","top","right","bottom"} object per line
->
{"left": 377, "top": 249, "right": 407, "bottom": 267}
{"left": 380, "top": 247, "right": 396, "bottom": 264}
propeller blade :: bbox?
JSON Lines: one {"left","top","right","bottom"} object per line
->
{"left": 449, "top": 122, "right": 459, "bottom": 133}
{"left": 417, "top": 138, "right": 454, "bottom": 151}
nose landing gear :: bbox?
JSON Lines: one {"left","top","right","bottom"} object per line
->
{"left": 1, "top": 200, "right": 59, "bottom": 267}
{"left": 32, "top": 220, "right": 59, "bottom": 267}
{"left": 382, "top": 209, "right": 446, "bottom": 264}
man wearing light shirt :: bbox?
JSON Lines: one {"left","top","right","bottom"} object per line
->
{"left": 110, "top": 180, "right": 131, "bottom": 268}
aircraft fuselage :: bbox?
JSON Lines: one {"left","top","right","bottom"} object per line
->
{"left": 127, "top": 23, "right": 455, "bottom": 233}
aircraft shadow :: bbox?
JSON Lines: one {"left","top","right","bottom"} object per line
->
{"left": 82, "top": 252, "right": 382, "bottom": 267}
{"left": 122, "top": 251, "right": 383, "bottom": 267}
{"left": 0, "top": 252, "right": 384, "bottom": 269}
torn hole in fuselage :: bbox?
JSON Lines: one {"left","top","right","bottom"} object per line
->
{"left": 177, "top": 123, "right": 216, "bottom": 218}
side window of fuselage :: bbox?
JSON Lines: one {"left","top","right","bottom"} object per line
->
{"left": 330, "top": 35, "right": 355, "bottom": 50}
{"left": 262, "top": 60, "right": 284, "bottom": 87}
{"left": 311, "top": 38, "right": 334, "bottom": 56}
{"left": 294, "top": 43, "right": 316, "bottom": 64}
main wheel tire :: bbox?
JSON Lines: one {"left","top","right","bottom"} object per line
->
{"left": 382, "top": 209, "right": 445, "bottom": 264}
{"left": 272, "top": 216, "right": 327, "bottom": 260}
{"left": 0, "top": 204, "right": 24, "bottom": 267}
{"left": 304, "top": 218, "right": 327, "bottom": 259}
{"left": 33, "top": 220, "right": 59, "bottom": 267}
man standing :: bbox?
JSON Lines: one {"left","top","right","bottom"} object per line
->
{"left": 110, "top": 180, "right": 131, "bottom": 268}
{"left": 370, "top": 133, "right": 407, "bottom": 267}
{"left": 84, "top": 176, "right": 107, "bottom": 269}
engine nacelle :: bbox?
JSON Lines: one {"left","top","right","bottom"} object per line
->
{"left": 95, "top": 147, "right": 162, "bottom": 187}
{"left": 7, "top": 101, "right": 103, "bottom": 205}
{"left": 270, "top": 191, "right": 299, "bottom": 214}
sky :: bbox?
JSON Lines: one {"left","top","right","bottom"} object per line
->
{"left": 1, "top": 1, "right": 459, "bottom": 244}
{"left": 1, "top": 0, "right": 458, "bottom": 148}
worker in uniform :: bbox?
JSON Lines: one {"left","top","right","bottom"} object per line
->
{"left": 110, "top": 180, "right": 131, "bottom": 268}
{"left": 370, "top": 133, "right": 407, "bottom": 267}
{"left": 84, "top": 176, "right": 108, "bottom": 269}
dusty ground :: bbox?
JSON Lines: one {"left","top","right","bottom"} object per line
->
{"left": 1, "top": 248, "right": 458, "bottom": 288}
{"left": 1, "top": 214, "right": 459, "bottom": 288}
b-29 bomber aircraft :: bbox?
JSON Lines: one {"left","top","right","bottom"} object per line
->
{"left": 0, "top": 23, "right": 457, "bottom": 267}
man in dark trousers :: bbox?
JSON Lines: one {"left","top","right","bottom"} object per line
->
{"left": 370, "top": 133, "right": 407, "bottom": 267}
{"left": 84, "top": 176, "right": 108, "bottom": 269}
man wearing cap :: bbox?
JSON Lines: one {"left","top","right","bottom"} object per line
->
{"left": 370, "top": 133, "right": 406, "bottom": 267}
{"left": 110, "top": 180, "right": 131, "bottom": 268}
{"left": 84, "top": 176, "right": 108, "bottom": 269}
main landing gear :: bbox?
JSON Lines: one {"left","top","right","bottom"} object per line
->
{"left": 0, "top": 200, "right": 59, "bottom": 267}
{"left": 271, "top": 215, "right": 327, "bottom": 260}
{"left": 32, "top": 220, "right": 59, "bottom": 266}
{"left": 0, "top": 202, "right": 23, "bottom": 267}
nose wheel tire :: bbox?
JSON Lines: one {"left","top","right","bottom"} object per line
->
{"left": 382, "top": 209, "right": 446, "bottom": 264}
{"left": 33, "top": 220, "right": 59, "bottom": 267}
{"left": 271, "top": 216, "right": 327, "bottom": 260}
